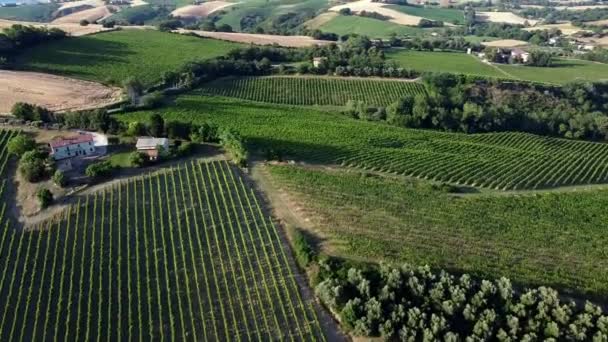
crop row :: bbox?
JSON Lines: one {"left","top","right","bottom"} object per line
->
{"left": 0, "top": 160, "right": 325, "bottom": 341}
{"left": 198, "top": 76, "right": 427, "bottom": 107}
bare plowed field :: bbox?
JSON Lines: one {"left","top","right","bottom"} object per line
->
{"left": 0, "top": 70, "right": 122, "bottom": 114}
{"left": 175, "top": 29, "right": 332, "bottom": 47}
{"left": 171, "top": 1, "right": 236, "bottom": 18}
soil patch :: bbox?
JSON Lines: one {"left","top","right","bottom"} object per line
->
{"left": 171, "top": 1, "right": 237, "bottom": 19}
{"left": 52, "top": 5, "right": 118, "bottom": 24}
{"left": 174, "top": 28, "right": 332, "bottom": 47}
{"left": 0, "top": 70, "right": 123, "bottom": 114}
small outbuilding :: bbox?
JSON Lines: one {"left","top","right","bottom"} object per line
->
{"left": 136, "top": 137, "right": 169, "bottom": 161}
{"left": 510, "top": 48, "right": 530, "bottom": 63}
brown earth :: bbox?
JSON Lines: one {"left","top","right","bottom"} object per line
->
{"left": 52, "top": 5, "right": 118, "bottom": 24}
{"left": 175, "top": 29, "right": 333, "bottom": 47}
{"left": 0, "top": 70, "right": 123, "bottom": 114}
{"left": 0, "top": 18, "right": 112, "bottom": 36}
{"left": 171, "top": 1, "right": 237, "bottom": 19}
{"left": 481, "top": 39, "right": 529, "bottom": 47}
{"left": 476, "top": 11, "right": 538, "bottom": 25}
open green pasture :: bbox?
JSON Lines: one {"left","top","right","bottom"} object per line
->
{"left": 14, "top": 30, "right": 243, "bottom": 86}
{"left": 268, "top": 164, "right": 608, "bottom": 297}
{"left": 122, "top": 95, "right": 608, "bottom": 190}
{"left": 318, "top": 14, "right": 430, "bottom": 38}
{"left": 387, "top": 4, "right": 465, "bottom": 24}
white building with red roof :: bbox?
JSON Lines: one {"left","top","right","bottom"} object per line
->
{"left": 49, "top": 133, "right": 96, "bottom": 161}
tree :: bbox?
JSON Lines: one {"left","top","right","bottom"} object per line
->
{"left": 127, "top": 121, "right": 147, "bottom": 136}
{"left": 80, "top": 19, "right": 90, "bottom": 26}
{"left": 149, "top": 113, "right": 165, "bottom": 137}
{"left": 216, "top": 23, "right": 233, "bottom": 32}
{"left": 123, "top": 77, "right": 143, "bottom": 105}
{"left": 19, "top": 151, "right": 46, "bottom": 182}
{"left": 339, "top": 8, "right": 352, "bottom": 15}
{"left": 387, "top": 96, "right": 415, "bottom": 127}
{"left": 7, "top": 135, "right": 36, "bottom": 156}
{"left": 37, "top": 188, "right": 53, "bottom": 209}
{"left": 52, "top": 170, "right": 67, "bottom": 187}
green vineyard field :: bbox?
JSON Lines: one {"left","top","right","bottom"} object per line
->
{"left": 268, "top": 164, "right": 608, "bottom": 296}
{"left": 126, "top": 96, "right": 608, "bottom": 190}
{"left": 0, "top": 130, "right": 16, "bottom": 230}
{"left": 0, "top": 160, "right": 325, "bottom": 341}
{"left": 198, "top": 76, "right": 427, "bottom": 107}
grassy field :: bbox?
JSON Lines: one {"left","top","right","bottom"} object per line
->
{"left": 0, "top": 3, "right": 57, "bottom": 22}
{"left": 267, "top": 164, "right": 608, "bottom": 297}
{"left": 15, "top": 30, "right": 243, "bottom": 86}
{"left": 495, "top": 58, "right": 608, "bottom": 84}
{"left": 122, "top": 95, "right": 608, "bottom": 190}
{"left": 217, "top": 0, "right": 328, "bottom": 31}
{"left": 387, "top": 4, "right": 465, "bottom": 24}
{"left": 318, "top": 15, "right": 430, "bottom": 38}
{"left": 0, "top": 161, "right": 325, "bottom": 340}
{"left": 387, "top": 50, "right": 608, "bottom": 84}
{"left": 198, "top": 76, "right": 427, "bottom": 107}
{"left": 387, "top": 50, "right": 510, "bottom": 78}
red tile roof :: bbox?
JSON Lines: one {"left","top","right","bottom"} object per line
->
{"left": 50, "top": 134, "right": 94, "bottom": 149}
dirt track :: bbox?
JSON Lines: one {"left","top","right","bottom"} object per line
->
{"left": 175, "top": 29, "right": 332, "bottom": 47}
{"left": 0, "top": 70, "right": 123, "bottom": 114}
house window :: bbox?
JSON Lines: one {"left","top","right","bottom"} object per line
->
{"left": 90, "top": 148, "right": 94, "bottom": 152}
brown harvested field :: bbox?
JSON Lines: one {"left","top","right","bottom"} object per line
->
{"left": 481, "top": 39, "right": 529, "bottom": 47}
{"left": 0, "top": 70, "right": 123, "bottom": 114}
{"left": 0, "top": 19, "right": 111, "bottom": 36}
{"left": 171, "top": 1, "right": 237, "bottom": 19}
{"left": 586, "top": 19, "right": 608, "bottom": 26}
{"left": 329, "top": 0, "right": 425, "bottom": 26}
{"left": 524, "top": 22, "right": 585, "bottom": 35}
{"left": 52, "top": 5, "right": 118, "bottom": 24}
{"left": 175, "top": 29, "right": 333, "bottom": 47}
{"left": 579, "top": 36, "right": 608, "bottom": 47}
{"left": 56, "top": 0, "right": 105, "bottom": 12}
{"left": 476, "top": 11, "right": 538, "bottom": 25}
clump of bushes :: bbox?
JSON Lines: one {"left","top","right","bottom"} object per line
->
{"left": 219, "top": 129, "right": 248, "bottom": 167}
{"left": 7, "top": 135, "right": 36, "bottom": 156}
{"left": 52, "top": 170, "right": 67, "bottom": 187}
{"left": 85, "top": 161, "right": 117, "bottom": 179}
{"left": 11, "top": 102, "right": 53, "bottom": 122}
{"left": 36, "top": 188, "right": 53, "bottom": 209}
{"left": 129, "top": 151, "right": 148, "bottom": 168}
{"left": 316, "top": 261, "right": 608, "bottom": 340}
{"left": 19, "top": 150, "right": 48, "bottom": 182}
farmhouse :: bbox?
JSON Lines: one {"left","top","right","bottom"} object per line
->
{"left": 49, "top": 133, "right": 96, "bottom": 161}
{"left": 312, "top": 57, "right": 327, "bottom": 68}
{"left": 136, "top": 137, "right": 169, "bottom": 161}
{"left": 511, "top": 48, "right": 530, "bottom": 63}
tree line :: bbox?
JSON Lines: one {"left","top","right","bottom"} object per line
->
{"left": 0, "top": 25, "right": 66, "bottom": 66}
{"left": 344, "top": 73, "right": 608, "bottom": 141}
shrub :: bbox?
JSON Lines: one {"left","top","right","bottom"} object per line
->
{"left": 52, "top": 170, "right": 67, "bottom": 187}
{"left": 7, "top": 135, "right": 36, "bottom": 156}
{"left": 80, "top": 19, "right": 90, "bottom": 26}
{"left": 219, "top": 129, "right": 248, "bottom": 167}
{"left": 36, "top": 188, "right": 53, "bottom": 209}
{"left": 85, "top": 161, "right": 116, "bottom": 179}
{"left": 102, "top": 20, "right": 116, "bottom": 28}
{"left": 126, "top": 121, "right": 147, "bottom": 136}
{"left": 292, "top": 229, "right": 316, "bottom": 268}
{"left": 339, "top": 8, "right": 352, "bottom": 15}
{"left": 177, "top": 141, "right": 195, "bottom": 157}
{"left": 129, "top": 151, "right": 147, "bottom": 168}
{"left": 19, "top": 150, "right": 46, "bottom": 182}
